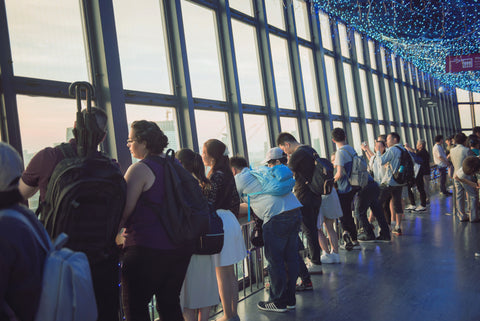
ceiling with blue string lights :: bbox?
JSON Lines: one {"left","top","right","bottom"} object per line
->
{"left": 311, "top": 0, "right": 480, "bottom": 92}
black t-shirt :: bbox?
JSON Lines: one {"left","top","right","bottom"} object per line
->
{"left": 416, "top": 149, "right": 431, "bottom": 176}
{"left": 288, "top": 145, "right": 317, "bottom": 205}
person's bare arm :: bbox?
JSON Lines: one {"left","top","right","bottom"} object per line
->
{"left": 18, "top": 178, "right": 39, "bottom": 200}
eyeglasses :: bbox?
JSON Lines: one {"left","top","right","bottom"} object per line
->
{"left": 127, "top": 139, "right": 136, "bottom": 144}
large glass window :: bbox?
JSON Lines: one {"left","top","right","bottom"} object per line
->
{"left": 475, "top": 105, "right": 480, "bottom": 126}
{"left": 395, "top": 83, "right": 404, "bottom": 122}
{"left": 309, "top": 119, "right": 327, "bottom": 157}
{"left": 182, "top": 1, "right": 225, "bottom": 100}
{"left": 324, "top": 56, "right": 341, "bottom": 115}
{"left": 265, "top": 0, "right": 285, "bottom": 30}
{"left": 293, "top": 0, "right": 310, "bottom": 41}
{"left": 195, "top": 110, "right": 232, "bottom": 156}
{"left": 368, "top": 40, "right": 376, "bottom": 70}
{"left": 380, "top": 47, "right": 387, "bottom": 74}
{"left": 379, "top": 125, "right": 386, "bottom": 134}
{"left": 231, "top": 20, "right": 264, "bottom": 105}
{"left": 351, "top": 122, "right": 362, "bottom": 154}
{"left": 114, "top": 0, "right": 172, "bottom": 94}
{"left": 5, "top": 0, "right": 87, "bottom": 81}
{"left": 338, "top": 23, "right": 350, "bottom": 58}
{"left": 384, "top": 78, "right": 394, "bottom": 120}
{"left": 125, "top": 105, "right": 179, "bottom": 161}
{"left": 299, "top": 46, "right": 320, "bottom": 112}
{"left": 366, "top": 123, "right": 375, "bottom": 147}
{"left": 280, "top": 117, "right": 299, "bottom": 141}
{"left": 403, "top": 86, "right": 413, "bottom": 123}
{"left": 354, "top": 32, "right": 364, "bottom": 64}
{"left": 391, "top": 54, "right": 398, "bottom": 79}
{"left": 270, "top": 35, "right": 295, "bottom": 109}
{"left": 319, "top": 12, "right": 333, "bottom": 51}
{"left": 458, "top": 105, "right": 472, "bottom": 129}
{"left": 229, "top": 0, "right": 253, "bottom": 16}
{"left": 399, "top": 58, "right": 406, "bottom": 82}
{"left": 372, "top": 74, "right": 383, "bottom": 120}
{"left": 243, "top": 114, "right": 269, "bottom": 167}
{"left": 18, "top": 96, "right": 76, "bottom": 157}
{"left": 359, "top": 69, "right": 371, "bottom": 119}
{"left": 343, "top": 62, "right": 357, "bottom": 117}
{"left": 473, "top": 92, "right": 480, "bottom": 103}
{"left": 456, "top": 88, "right": 470, "bottom": 102}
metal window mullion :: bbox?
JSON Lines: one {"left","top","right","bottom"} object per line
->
{"left": 254, "top": 0, "right": 280, "bottom": 147}
{"left": 330, "top": 22, "right": 352, "bottom": 141}
{"left": 349, "top": 28, "right": 368, "bottom": 144}
{"left": 163, "top": 0, "right": 199, "bottom": 151}
{"left": 218, "top": 0, "right": 247, "bottom": 156}
{"left": 80, "top": 0, "right": 130, "bottom": 171}
{"left": 284, "top": 1, "right": 309, "bottom": 145}
{"left": 310, "top": 9, "right": 333, "bottom": 155}
{"left": 0, "top": 0, "right": 22, "bottom": 154}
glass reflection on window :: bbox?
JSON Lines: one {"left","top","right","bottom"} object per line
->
{"left": 354, "top": 32, "right": 364, "bottom": 65}
{"left": 299, "top": 46, "right": 320, "bottom": 112}
{"left": 270, "top": 35, "right": 295, "bottom": 109}
{"left": 280, "top": 117, "right": 299, "bottom": 141}
{"left": 265, "top": 0, "right": 285, "bottom": 30}
{"left": 319, "top": 11, "right": 333, "bottom": 51}
{"left": 325, "top": 56, "right": 341, "bottom": 115}
{"left": 229, "top": 0, "right": 253, "bottom": 16}
{"left": 232, "top": 20, "right": 265, "bottom": 105}
{"left": 338, "top": 23, "right": 350, "bottom": 58}
{"left": 195, "top": 110, "right": 232, "bottom": 158}
{"left": 359, "top": 69, "right": 371, "bottom": 119}
{"left": 182, "top": 1, "right": 225, "bottom": 100}
{"left": 243, "top": 114, "right": 270, "bottom": 168}
{"left": 309, "top": 119, "right": 326, "bottom": 157}
{"left": 5, "top": 0, "right": 87, "bottom": 81}
{"left": 114, "top": 0, "right": 172, "bottom": 94}
{"left": 343, "top": 62, "right": 357, "bottom": 117}
{"left": 372, "top": 74, "right": 383, "bottom": 120}
{"left": 294, "top": 0, "right": 310, "bottom": 41}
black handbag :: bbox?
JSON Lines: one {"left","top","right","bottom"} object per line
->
{"left": 250, "top": 213, "right": 264, "bottom": 248}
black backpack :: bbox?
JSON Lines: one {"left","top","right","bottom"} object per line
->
{"left": 309, "top": 151, "right": 335, "bottom": 196}
{"left": 38, "top": 82, "right": 126, "bottom": 264}
{"left": 392, "top": 146, "right": 415, "bottom": 185}
{"left": 146, "top": 150, "right": 211, "bottom": 247}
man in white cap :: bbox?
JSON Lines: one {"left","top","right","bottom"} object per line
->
{"left": 0, "top": 142, "right": 47, "bottom": 320}
{"left": 230, "top": 148, "right": 302, "bottom": 313}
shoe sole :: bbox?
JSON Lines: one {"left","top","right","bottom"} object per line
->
{"left": 258, "top": 304, "right": 287, "bottom": 313}
{"left": 392, "top": 231, "right": 402, "bottom": 235}
{"left": 287, "top": 305, "right": 296, "bottom": 310}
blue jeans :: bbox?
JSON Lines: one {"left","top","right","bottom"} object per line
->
{"left": 263, "top": 209, "right": 302, "bottom": 306}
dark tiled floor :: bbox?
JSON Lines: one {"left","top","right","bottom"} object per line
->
{"left": 234, "top": 186, "right": 480, "bottom": 321}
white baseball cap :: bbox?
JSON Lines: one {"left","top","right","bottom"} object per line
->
{"left": 262, "top": 147, "right": 287, "bottom": 164}
{"left": 0, "top": 142, "right": 23, "bottom": 192}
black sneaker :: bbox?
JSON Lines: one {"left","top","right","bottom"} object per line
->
{"left": 376, "top": 234, "right": 391, "bottom": 242}
{"left": 295, "top": 279, "right": 313, "bottom": 291}
{"left": 257, "top": 301, "right": 287, "bottom": 313}
{"left": 358, "top": 233, "right": 376, "bottom": 242}
{"left": 342, "top": 233, "right": 354, "bottom": 251}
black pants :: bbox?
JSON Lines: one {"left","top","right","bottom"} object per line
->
{"left": 299, "top": 201, "right": 321, "bottom": 264}
{"left": 355, "top": 181, "right": 390, "bottom": 238}
{"left": 439, "top": 166, "right": 448, "bottom": 194}
{"left": 121, "top": 246, "right": 191, "bottom": 321}
{"left": 338, "top": 189, "right": 358, "bottom": 241}
{"left": 90, "top": 256, "right": 121, "bottom": 321}
{"left": 407, "top": 175, "right": 427, "bottom": 207}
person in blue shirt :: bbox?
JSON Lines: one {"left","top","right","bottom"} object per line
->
{"left": 231, "top": 150, "right": 302, "bottom": 313}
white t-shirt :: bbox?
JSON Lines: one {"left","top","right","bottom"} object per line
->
{"left": 433, "top": 143, "right": 448, "bottom": 168}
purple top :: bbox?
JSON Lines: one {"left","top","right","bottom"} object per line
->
{"left": 123, "top": 157, "right": 176, "bottom": 250}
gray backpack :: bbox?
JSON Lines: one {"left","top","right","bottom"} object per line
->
{"left": 0, "top": 206, "right": 97, "bottom": 321}
{"left": 342, "top": 148, "right": 369, "bottom": 188}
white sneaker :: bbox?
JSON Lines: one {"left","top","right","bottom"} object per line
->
{"left": 405, "top": 205, "right": 416, "bottom": 211}
{"left": 415, "top": 205, "right": 427, "bottom": 211}
{"left": 320, "top": 253, "right": 335, "bottom": 264}
{"left": 330, "top": 252, "right": 340, "bottom": 263}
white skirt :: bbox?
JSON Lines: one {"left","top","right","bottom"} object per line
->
{"left": 317, "top": 188, "right": 343, "bottom": 228}
{"left": 213, "top": 209, "right": 247, "bottom": 267}
{"left": 180, "top": 254, "right": 219, "bottom": 309}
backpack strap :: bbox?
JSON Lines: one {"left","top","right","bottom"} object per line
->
{"left": 57, "top": 142, "right": 77, "bottom": 159}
